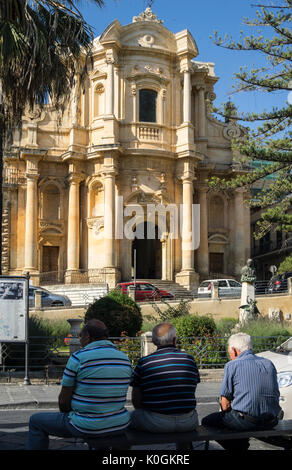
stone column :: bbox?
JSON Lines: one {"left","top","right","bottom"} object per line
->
{"left": 105, "top": 51, "right": 114, "bottom": 117}
{"left": 175, "top": 166, "right": 199, "bottom": 289}
{"left": 197, "top": 86, "right": 206, "bottom": 138}
{"left": 181, "top": 172, "right": 194, "bottom": 271}
{"left": 103, "top": 168, "right": 116, "bottom": 268}
{"left": 234, "top": 188, "right": 246, "bottom": 277}
{"left": 24, "top": 173, "right": 39, "bottom": 273}
{"left": 101, "top": 161, "right": 120, "bottom": 289}
{"left": 197, "top": 186, "right": 209, "bottom": 277}
{"left": 66, "top": 174, "right": 83, "bottom": 281}
{"left": 183, "top": 69, "right": 192, "bottom": 123}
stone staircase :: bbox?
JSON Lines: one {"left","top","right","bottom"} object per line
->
{"left": 42, "top": 283, "right": 109, "bottom": 307}
{"left": 138, "top": 279, "right": 195, "bottom": 300}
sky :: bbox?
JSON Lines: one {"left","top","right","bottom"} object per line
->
{"left": 77, "top": 0, "right": 288, "bottom": 122}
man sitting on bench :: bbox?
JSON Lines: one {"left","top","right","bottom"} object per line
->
{"left": 201, "top": 332, "right": 282, "bottom": 451}
{"left": 27, "top": 320, "right": 133, "bottom": 450}
{"left": 130, "top": 322, "right": 200, "bottom": 433}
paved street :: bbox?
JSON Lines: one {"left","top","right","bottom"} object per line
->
{"left": 0, "top": 382, "right": 283, "bottom": 452}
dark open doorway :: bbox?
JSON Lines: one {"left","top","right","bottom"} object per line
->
{"left": 132, "top": 222, "right": 162, "bottom": 279}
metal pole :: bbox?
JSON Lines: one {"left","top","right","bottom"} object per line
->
{"left": 23, "top": 272, "right": 31, "bottom": 385}
{"left": 134, "top": 248, "right": 136, "bottom": 302}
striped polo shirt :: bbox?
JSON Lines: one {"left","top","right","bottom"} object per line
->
{"left": 220, "top": 349, "right": 281, "bottom": 417}
{"left": 61, "top": 340, "right": 133, "bottom": 435}
{"left": 131, "top": 346, "right": 200, "bottom": 414}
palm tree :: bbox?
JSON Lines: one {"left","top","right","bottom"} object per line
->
{"left": 0, "top": 0, "right": 104, "bottom": 274}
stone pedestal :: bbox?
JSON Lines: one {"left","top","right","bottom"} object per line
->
{"left": 67, "top": 318, "right": 83, "bottom": 355}
{"left": 239, "top": 281, "right": 255, "bottom": 324}
{"left": 141, "top": 332, "right": 156, "bottom": 357}
{"left": 211, "top": 281, "right": 219, "bottom": 300}
{"left": 103, "top": 266, "right": 121, "bottom": 289}
{"left": 175, "top": 269, "right": 199, "bottom": 291}
{"left": 34, "top": 290, "right": 42, "bottom": 309}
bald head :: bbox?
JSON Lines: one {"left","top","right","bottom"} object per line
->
{"left": 152, "top": 322, "right": 176, "bottom": 347}
{"left": 80, "top": 319, "right": 109, "bottom": 347}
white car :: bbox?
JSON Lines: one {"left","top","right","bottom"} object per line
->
{"left": 197, "top": 279, "right": 242, "bottom": 298}
{"left": 257, "top": 337, "right": 292, "bottom": 419}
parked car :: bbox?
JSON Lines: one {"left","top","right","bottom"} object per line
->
{"left": 29, "top": 286, "right": 72, "bottom": 308}
{"left": 257, "top": 337, "right": 292, "bottom": 420}
{"left": 197, "top": 279, "right": 242, "bottom": 298}
{"left": 267, "top": 272, "right": 292, "bottom": 294}
{"left": 116, "top": 282, "right": 175, "bottom": 302}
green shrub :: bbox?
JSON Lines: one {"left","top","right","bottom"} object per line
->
{"left": 150, "top": 299, "right": 191, "bottom": 322}
{"left": 172, "top": 314, "right": 216, "bottom": 338}
{"left": 215, "top": 317, "right": 238, "bottom": 336}
{"left": 84, "top": 290, "right": 143, "bottom": 337}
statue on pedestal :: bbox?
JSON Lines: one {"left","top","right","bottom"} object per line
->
{"left": 241, "top": 258, "right": 256, "bottom": 285}
{"left": 238, "top": 259, "right": 260, "bottom": 326}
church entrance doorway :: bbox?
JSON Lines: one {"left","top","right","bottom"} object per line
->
{"left": 42, "top": 246, "right": 59, "bottom": 274}
{"left": 132, "top": 222, "right": 162, "bottom": 279}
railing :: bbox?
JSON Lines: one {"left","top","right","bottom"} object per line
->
{"left": 39, "top": 269, "right": 109, "bottom": 285}
{"left": 3, "top": 167, "right": 26, "bottom": 186}
{"left": 139, "top": 125, "right": 161, "bottom": 141}
{"left": 0, "top": 335, "right": 289, "bottom": 380}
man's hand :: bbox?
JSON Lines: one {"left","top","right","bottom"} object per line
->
{"left": 58, "top": 386, "right": 74, "bottom": 413}
{"left": 220, "top": 396, "right": 231, "bottom": 412}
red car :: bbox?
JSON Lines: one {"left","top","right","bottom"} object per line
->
{"left": 116, "top": 282, "right": 175, "bottom": 302}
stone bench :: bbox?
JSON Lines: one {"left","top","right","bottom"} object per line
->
{"left": 84, "top": 419, "right": 292, "bottom": 451}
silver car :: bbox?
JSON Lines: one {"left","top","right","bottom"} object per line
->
{"left": 29, "top": 286, "right": 72, "bottom": 308}
{"left": 257, "top": 337, "right": 292, "bottom": 419}
{"left": 198, "top": 279, "right": 242, "bottom": 298}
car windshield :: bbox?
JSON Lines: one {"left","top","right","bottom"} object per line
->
{"left": 200, "top": 281, "right": 210, "bottom": 288}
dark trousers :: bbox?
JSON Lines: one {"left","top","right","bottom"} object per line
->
{"left": 201, "top": 409, "right": 277, "bottom": 451}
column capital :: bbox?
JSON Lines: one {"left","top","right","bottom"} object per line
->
{"left": 105, "top": 49, "right": 118, "bottom": 65}
{"left": 181, "top": 172, "right": 195, "bottom": 183}
{"left": 67, "top": 172, "right": 85, "bottom": 185}
{"left": 101, "top": 165, "right": 118, "bottom": 178}
{"left": 198, "top": 184, "right": 209, "bottom": 193}
{"left": 195, "top": 84, "right": 206, "bottom": 92}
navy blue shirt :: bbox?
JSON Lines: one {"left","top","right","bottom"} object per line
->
{"left": 131, "top": 346, "right": 200, "bottom": 415}
{"left": 220, "top": 349, "right": 281, "bottom": 417}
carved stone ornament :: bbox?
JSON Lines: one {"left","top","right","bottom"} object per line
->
{"left": 138, "top": 34, "right": 155, "bottom": 48}
{"left": 87, "top": 217, "right": 104, "bottom": 235}
{"left": 223, "top": 120, "right": 244, "bottom": 140}
{"left": 133, "top": 7, "right": 163, "bottom": 24}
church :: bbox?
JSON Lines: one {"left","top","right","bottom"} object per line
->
{"left": 3, "top": 7, "right": 250, "bottom": 290}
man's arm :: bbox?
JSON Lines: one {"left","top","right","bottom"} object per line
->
{"left": 58, "top": 386, "right": 75, "bottom": 413}
{"left": 131, "top": 386, "right": 143, "bottom": 409}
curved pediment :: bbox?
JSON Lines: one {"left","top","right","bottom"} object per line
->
{"left": 98, "top": 8, "right": 198, "bottom": 58}
{"left": 208, "top": 234, "right": 229, "bottom": 244}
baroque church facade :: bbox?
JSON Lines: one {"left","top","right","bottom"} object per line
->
{"left": 3, "top": 7, "right": 250, "bottom": 289}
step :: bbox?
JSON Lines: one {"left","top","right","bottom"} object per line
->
{"left": 41, "top": 283, "right": 109, "bottom": 306}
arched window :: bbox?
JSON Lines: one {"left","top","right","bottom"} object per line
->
{"left": 139, "top": 89, "right": 157, "bottom": 123}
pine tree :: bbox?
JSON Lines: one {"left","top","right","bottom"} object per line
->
{"left": 208, "top": 1, "right": 292, "bottom": 239}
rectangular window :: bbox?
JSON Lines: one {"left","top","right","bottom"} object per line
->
{"left": 139, "top": 89, "right": 157, "bottom": 123}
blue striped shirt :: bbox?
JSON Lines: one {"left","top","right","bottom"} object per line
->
{"left": 131, "top": 346, "right": 200, "bottom": 414}
{"left": 220, "top": 349, "right": 281, "bottom": 417}
{"left": 61, "top": 340, "right": 133, "bottom": 435}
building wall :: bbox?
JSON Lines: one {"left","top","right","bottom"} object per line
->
{"left": 3, "top": 7, "right": 250, "bottom": 289}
